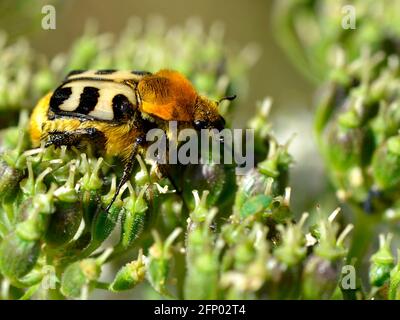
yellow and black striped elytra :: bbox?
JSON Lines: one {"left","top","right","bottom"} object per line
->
{"left": 30, "top": 69, "right": 233, "bottom": 211}
{"left": 49, "top": 70, "right": 144, "bottom": 122}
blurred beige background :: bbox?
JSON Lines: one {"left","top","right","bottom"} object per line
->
{"left": 29, "top": 0, "right": 314, "bottom": 119}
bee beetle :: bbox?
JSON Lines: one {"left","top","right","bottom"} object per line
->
{"left": 29, "top": 69, "right": 235, "bottom": 211}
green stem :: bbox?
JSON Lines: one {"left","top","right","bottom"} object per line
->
{"left": 94, "top": 281, "right": 110, "bottom": 290}
{"left": 343, "top": 204, "right": 380, "bottom": 299}
{"left": 19, "top": 284, "right": 40, "bottom": 300}
{"left": 346, "top": 206, "right": 375, "bottom": 266}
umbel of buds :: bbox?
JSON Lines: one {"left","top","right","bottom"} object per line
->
{"left": 273, "top": 0, "right": 400, "bottom": 82}
{"left": 274, "top": 0, "right": 400, "bottom": 300}
{"left": 314, "top": 49, "right": 400, "bottom": 214}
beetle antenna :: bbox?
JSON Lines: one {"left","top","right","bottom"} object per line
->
{"left": 218, "top": 95, "right": 237, "bottom": 105}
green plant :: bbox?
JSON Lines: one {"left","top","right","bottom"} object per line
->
{"left": 1, "top": 2, "right": 400, "bottom": 299}
{"left": 0, "top": 18, "right": 317, "bottom": 300}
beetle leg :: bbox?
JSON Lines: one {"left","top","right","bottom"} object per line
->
{"left": 45, "top": 128, "right": 105, "bottom": 149}
{"left": 105, "top": 136, "right": 145, "bottom": 212}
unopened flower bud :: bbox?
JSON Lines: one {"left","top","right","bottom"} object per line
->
{"left": 370, "top": 234, "right": 395, "bottom": 287}
{"left": 0, "top": 232, "right": 40, "bottom": 281}
{"left": 109, "top": 251, "right": 145, "bottom": 292}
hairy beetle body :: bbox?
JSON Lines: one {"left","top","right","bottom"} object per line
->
{"left": 29, "top": 69, "right": 233, "bottom": 210}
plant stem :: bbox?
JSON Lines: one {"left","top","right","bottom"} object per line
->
{"left": 94, "top": 281, "right": 110, "bottom": 290}
{"left": 347, "top": 205, "right": 380, "bottom": 267}
{"left": 343, "top": 204, "right": 380, "bottom": 299}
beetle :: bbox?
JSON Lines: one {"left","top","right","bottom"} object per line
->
{"left": 29, "top": 69, "right": 235, "bottom": 211}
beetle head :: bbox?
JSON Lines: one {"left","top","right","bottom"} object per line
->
{"left": 193, "top": 95, "right": 236, "bottom": 131}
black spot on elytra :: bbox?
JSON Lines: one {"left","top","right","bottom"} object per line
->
{"left": 95, "top": 69, "right": 117, "bottom": 75}
{"left": 131, "top": 70, "right": 152, "bottom": 76}
{"left": 75, "top": 87, "right": 100, "bottom": 114}
{"left": 50, "top": 87, "right": 72, "bottom": 112}
{"left": 112, "top": 94, "right": 135, "bottom": 121}
{"left": 66, "top": 70, "right": 87, "bottom": 78}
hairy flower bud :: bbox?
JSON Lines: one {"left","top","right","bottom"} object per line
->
{"left": 0, "top": 232, "right": 40, "bottom": 281}
{"left": 109, "top": 251, "right": 145, "bottom": 292}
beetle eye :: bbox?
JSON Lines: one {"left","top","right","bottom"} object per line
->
{"left": 194, "top": 120, "right": 208, "bottom": 130}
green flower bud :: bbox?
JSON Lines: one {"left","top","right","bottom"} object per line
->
{"left": 370, "top": 234, "right": 395, "bottom": 287}
{"left": 18, "top": 269, "right": 45, "bottom": 287}
{"left": 189, "top": 190, "right": 211, "bottom": 224}
{"left": 220, "top": 223, "right": 269, "bottom": 298}
{"left": 60, "top": 248, "right": 112, "bottom": 299}
{"left": 53, "top": 163, "right": 78, "bottom": 203}
{"left": 302, "top": 256, "right": 340, "bottom": 300}
{"left": 233, "top": 240, "right": 256, "bottom": 270}
{"left": 184, "top": 192, "right": 220, "bottom": 299}
{"left": 234, "top": 141, "right": 291, "bottom": 221}
{"left": 0, "top": 232, "right": 40, "bottom": 281}
{"left": 44, "top": 201, "right": 83, "bottom": 247}
{"left": 313, "top": 208, "right": 353, "bottom": 261}
{"left": 235, "top": 169, "right": 271, "bottom": 209}
{"left": 389, "top": 250, "right": 400, "bottom": 300}
{"left": 90, "top": 207, "right": 120, "bottom": 246}
{"left": 0, "top": 159, "right": 24, "bottom": 203}
{"left": 20, "top": 160, "right": 52, "bottom": 197}
{"left": 274, "top": 213, "right": 308, "bottom": 266}
{"left": 109, "top": 251, "right": 145, "bottom": 292}
{"left": 372, "top": 101, "right": 400, "bottom": 144}
{"left": 82, "top": 177, "right": 125, "bottom": 256}
{"left": 257, "top": 141, "right": 291, "bottom": 188}
{"left": 182, "top": 162, "right": 236, "bottom": 211}
{"left": 120, "top": 184, "right": 148, "bottom": 249}
{"left": 33, "top": 184, "right": 56, "bottom": 215}
{"left": 147, "top": 229, "right": 181, "bottom": 297}
{"left": 16, "top": 218, "right": 42, "bottom": 242}
{"left": 269, "top": 189, "right": 292, "bottom": 223}
{"left": 60, "top": 259, "right": 100, "bottom": 299}
{"left": 372, "top": 136, "right": 400, "bottom": 190}
{"left": 81, "top": 157, "right": 104, "bottom": 191}
{"left": 324, "top": 125, "right": 373, "bottom": 173}
{"left": 9, "top": 186, "right": 56, "bottom": 246}
{"left": 184, "top": 252, "right": 219, "bottom": 299}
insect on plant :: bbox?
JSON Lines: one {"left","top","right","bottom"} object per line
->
{"left": 29, "top": 69, "right": 236, "bottom": 211}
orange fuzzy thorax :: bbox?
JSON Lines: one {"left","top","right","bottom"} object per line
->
{"left": 138, "top": 70, "right": 198, "bottom": 122}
